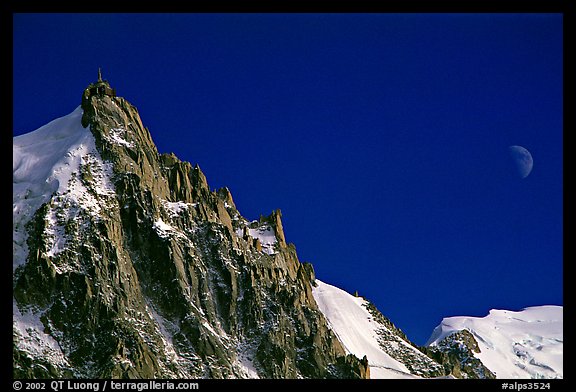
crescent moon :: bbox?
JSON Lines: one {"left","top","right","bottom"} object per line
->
{"left": 508, "top": 145, "right": 533, "bottom": 179}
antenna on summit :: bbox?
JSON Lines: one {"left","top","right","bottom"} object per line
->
{"left": 98, "top": 68, "right": 102, "bottom": 82}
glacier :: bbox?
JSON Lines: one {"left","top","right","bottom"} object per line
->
{"left": 426, "top": 306, "right": 563, "bottom": 379}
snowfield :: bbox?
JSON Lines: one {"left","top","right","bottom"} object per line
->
{"left": 312, "top": 279, "right": 419, "bottom": 379}
{"left": 426, "top": 306, "right": 563, "bottom": 379}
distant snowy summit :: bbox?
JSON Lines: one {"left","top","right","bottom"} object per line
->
{"left": 426, "top": 306, "right": 563, "bottom": 379}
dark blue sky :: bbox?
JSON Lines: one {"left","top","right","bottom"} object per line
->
{"left": 13, "top": 13, "right": 563, "bottom": 345}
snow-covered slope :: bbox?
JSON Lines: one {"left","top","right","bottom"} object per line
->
{"left": 312, "top": 279, "right": 443, "bottom": 379}
{"left": 13, "top": 106, "right": 115, "bottom": 272}
{"left": 426, "top": 306, "right": 563, "bottom": 379}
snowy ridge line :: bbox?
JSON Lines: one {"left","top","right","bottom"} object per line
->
{"left": 312, "top": 279, "right": 418, "bottom": 379}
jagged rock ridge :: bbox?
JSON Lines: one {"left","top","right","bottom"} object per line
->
{"left": 13, "top": 76, "right": 370, "bottom": 379}
{"left": 422, "top": 330, "right": 495, "bottom": 379}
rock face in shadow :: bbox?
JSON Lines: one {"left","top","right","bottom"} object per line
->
{"left": 12, "top": 80, "right": 369, "bottom": 379}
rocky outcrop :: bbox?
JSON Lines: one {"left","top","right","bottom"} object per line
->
{"left": 13, "top": 80, "right": 369, "bottom": 379}
{"left": 362, "top": 301, "right": 446, "bottom": 378}
{"left": 261, "top": 209, "right": 287, "bottom": 248}
{"left": 421, "top": 330, "right": 495, "bottom": 379}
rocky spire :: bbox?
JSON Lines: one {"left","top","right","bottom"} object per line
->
{"left": 13, "top": 76, "right": 370, "bottom": 379}
{"left": 81, "top": 72, "right": 117, "bottom": 127}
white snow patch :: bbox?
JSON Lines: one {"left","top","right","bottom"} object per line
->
{"left": 153, "top": 219, "right": 177, "bottom": 239}
{"left": 152, "top": 216, "right": 193, "bottom": 243}
{"left": 161, "top": 199, "right": 193, "bottom": 218}
{"left": 235, "top": 225, "right": 278, "bottom": 255}
{"left": 312, "top": 279, "right": 418, "bottom": 379}
{"left": 104, "top": 127, "right": 134, "bottom": 148}
{"left": 426, "top": 306, "right": 563, "bottom": 379}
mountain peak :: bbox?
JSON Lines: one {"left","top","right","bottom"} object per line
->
{"left": 81, "top": 70, "right": 117, "bottom": 126}
{"left": 13, "top": 79, "right": 370, "bottom": 379}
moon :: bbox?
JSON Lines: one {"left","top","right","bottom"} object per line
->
{"left": 508, "top": 145, "right": 533, "bottom": 179}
